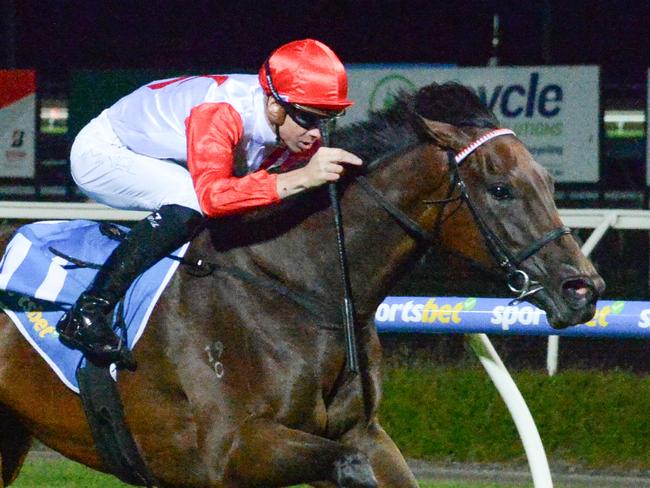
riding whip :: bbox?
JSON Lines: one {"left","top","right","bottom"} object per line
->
{"left": 320, "top": 120, "right": 360, "bottom": 375}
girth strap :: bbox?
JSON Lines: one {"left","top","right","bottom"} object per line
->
{"left": 76, "top": 363, "right": 158, "bottom": 487}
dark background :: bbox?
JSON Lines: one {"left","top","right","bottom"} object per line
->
{"left": 2, "top": 0, "right": 649, "bottom": 87}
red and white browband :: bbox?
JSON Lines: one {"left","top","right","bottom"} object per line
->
{"left": 455, "top": 128, "right": 516, "bottom": 165}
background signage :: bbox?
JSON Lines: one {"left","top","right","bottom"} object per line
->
{"left": 0, "top": 70, "right": 36, "bottom": 178}
{"left": 375, "top": 296, "right": 649, "bottom": 339}
{"left": 647, "top": 68, "right": 650, "bottom": 186}
{"left": 345, "top": 65, "right": 600, "bottom": 183}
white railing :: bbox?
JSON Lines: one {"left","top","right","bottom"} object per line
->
{"left": 3, "top": 201, "right": 648, "bottom": 227}
{"left": 558, "top": 208, "right": 650, "bottom": 230}
{"left": 545, "top": 209, "right": 650, "bottom": 378}
{"left": 0, "top": 201, "right": 148, "bottom": 221}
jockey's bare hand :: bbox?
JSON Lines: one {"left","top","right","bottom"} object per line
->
{"left": 276, "top": 147, "right": 363, "bottom": 199}
{"left": 302, "top": 147, "right": 363, "bottom": 186}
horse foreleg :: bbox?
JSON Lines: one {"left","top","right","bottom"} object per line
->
{"left": 224, "top": 417, "right": 377, "bottom": 488}
{"left": 341, "top": 420, "right": 418, "bottom": 488}
{"left": 0, "top": 407, "right": 32, "bottom": 487}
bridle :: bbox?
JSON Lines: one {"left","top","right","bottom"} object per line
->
{"left": 355, "top": 128, "right": 572, "bottom": 304}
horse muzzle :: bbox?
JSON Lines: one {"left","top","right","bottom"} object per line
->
{"left": 542, "top": 274, "right": 605, "bottom": 329}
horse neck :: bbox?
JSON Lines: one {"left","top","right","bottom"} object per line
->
{"left": 333, "top": 143, "right": 449, "bottom": 318}
{"left": 225, "top": 143, "right": 448, "bottom": 321}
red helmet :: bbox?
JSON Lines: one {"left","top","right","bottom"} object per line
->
{"left": 259, "top": 39, "right": 354, "bottom": 111}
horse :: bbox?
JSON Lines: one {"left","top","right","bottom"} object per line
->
{"left": 0, "top": 82, "right": 604, "bottom": 488}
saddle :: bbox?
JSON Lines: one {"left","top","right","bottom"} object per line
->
{"left": 0, "top": 219, "right": 188, "bottom": 391}
{"left": 0, "top": 219, "right": 190, "bottom": 486}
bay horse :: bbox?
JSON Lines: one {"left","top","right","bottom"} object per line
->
{"left": 0, "top": 82, "right": 603, "bottom": 487}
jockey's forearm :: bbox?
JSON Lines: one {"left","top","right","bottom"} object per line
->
{"left": 275, "top": 147, "right": 362, "bottom": 199}
{"left": 275, "top": 168, "right": 314, "bottom": 199}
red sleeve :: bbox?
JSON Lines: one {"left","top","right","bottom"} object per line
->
{"left": 186, "top": 102, "right": 280, "bottom": 217}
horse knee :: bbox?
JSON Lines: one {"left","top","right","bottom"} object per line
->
{"left": 332, "top": 452, "right": 377, "bottom": 488}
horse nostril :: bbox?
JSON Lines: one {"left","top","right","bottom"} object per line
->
{"left": 562, "top": 278, "right": 594, "bottom": 305}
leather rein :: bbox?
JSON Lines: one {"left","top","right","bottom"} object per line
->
{"left": 356, "top": 128, "right": 571, "bottom": 304}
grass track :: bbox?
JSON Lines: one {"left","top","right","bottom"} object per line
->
{"left": 13, "top": 456, "right": 532, "bottom": 488}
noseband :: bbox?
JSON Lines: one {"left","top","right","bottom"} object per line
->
{"left": 356, "top": 128, "right": 571, "bottom": 304}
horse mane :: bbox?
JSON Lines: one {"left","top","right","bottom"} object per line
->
{"left": 333, "top": 81, "right": 500, "bottom": 163}
{"left": 412, "top": 82, "right": 500, "bottom": 129}
{"left": 206, "top": 82, "right": 500, "bottom": 249}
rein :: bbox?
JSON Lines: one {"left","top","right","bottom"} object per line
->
{"left": 356, "top": 128, "right": 572, "bottom": 304}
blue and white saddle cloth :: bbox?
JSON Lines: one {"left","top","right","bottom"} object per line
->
{"left": 0, "top": 220, "right": 188, "bottom": 393}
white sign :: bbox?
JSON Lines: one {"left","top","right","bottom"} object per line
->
{"left": 647, "top": 69, "right": 650, "bottom": 186}
{"left": 0, "top": 70, "right": 36, "bottom": 179}
{"left": 344, "top": 65, "right": 600, "bottom": 183}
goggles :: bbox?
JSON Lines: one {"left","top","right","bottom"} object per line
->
{"left": 264, "top": 60, "right": 345, "bottom": 130}
{"left": 283, "top": 103, "right": 345, "bottom": 130}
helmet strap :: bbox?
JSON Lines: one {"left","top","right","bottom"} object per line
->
{"left": 264, "top": 59, "right": 285, "bottom": 106}
{"left": 274, "top": 123, "right": 285, "bottom": 147}
{"left": 266, "top": 95, "right": 287, "bottom": 146}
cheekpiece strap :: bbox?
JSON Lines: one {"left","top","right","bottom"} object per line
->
{"left": 455, "top": 128, "right": 516, "bottom": 165}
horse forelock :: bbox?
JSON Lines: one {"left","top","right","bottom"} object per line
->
{"left": 413, "top": 82, "right": 499, "bottom": 129}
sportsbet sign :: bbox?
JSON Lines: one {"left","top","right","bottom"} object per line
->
{"left": 375, "top": 296, "right": 647, "bottom": 338}
{"left": 344, "top": 65, "right": 600, "bottom": 183}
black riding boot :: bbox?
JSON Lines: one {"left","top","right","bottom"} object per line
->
{"left": 57, "top": 204, "right": 204, "bottom": 369}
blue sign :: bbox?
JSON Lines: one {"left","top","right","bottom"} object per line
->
{"left": 375, "top": 296, "right": 650, "bottom": 338}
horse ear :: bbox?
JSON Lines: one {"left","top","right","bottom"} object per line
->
{"left": 418, "top": 117, "right": 471, "bottom": 152}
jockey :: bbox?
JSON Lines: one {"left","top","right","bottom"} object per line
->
{"left": 56, "top": 39, "right": 361, "bottom": 369}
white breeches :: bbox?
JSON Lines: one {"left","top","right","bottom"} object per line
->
{"left": 70, "top": 110, "right": 202, "bottom": 213}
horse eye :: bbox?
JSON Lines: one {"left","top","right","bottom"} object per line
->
{"left": 488, "top": 184, "right": 514, "bottom": 200}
